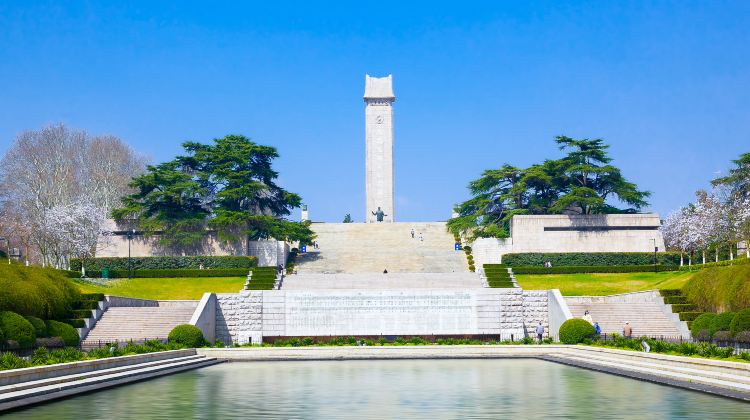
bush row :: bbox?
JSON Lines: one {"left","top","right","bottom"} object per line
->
{"left": 0, "top": 311, "right": 80, "bottom": 349}
{"left": 1, "top": 340, "right": 188, "bottom": 371}
{"left": 511, "top": 265, "right": 678, "bottom": 275}
{"left": 501, "top": 252, "right": 682, "bottom": 267}
{"left": 86, "top": 268, "right": 252, "bottom": 279}
{"left": 678, "top": 256, "right": 750, "bottom": 271}
{"left": 70, "top": 256, "right": 258, "bottom": 271}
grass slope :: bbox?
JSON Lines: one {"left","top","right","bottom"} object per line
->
{"left": 75, "top": 277, "right": 246, "bottom": 300}
{"left": 515, "top": 271, "right": 693, "bottom": 296}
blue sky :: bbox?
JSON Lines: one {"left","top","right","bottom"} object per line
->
{"left": 1, "top": 1, "right": 748, "bottom": 222}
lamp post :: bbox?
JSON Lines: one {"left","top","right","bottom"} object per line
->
{"left": 127, "top": 229, "right": 135, "bottom": 280}
{"left": 0, "top": 237, "right": 9, "bottom": 265}
{"left": 651, "top": 238, "right": 658, "bottom": 272}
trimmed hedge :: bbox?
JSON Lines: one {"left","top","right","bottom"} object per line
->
{"left": 61, "top": 319, "right": 86, "bottom": 328}
{"left": 46, "top": 320, "right": 80, "bottom": 346}
{"left": 81, "top": 293, "right": 105, "bottom": 301}
{"left": 86, "top": 268, "right": 252, "bottom": 279}
{"left": 511, "top": 265, "right": 678, "bottom": 275}
{"left": 730, "top": 308, "right": 750, "bottom": 337}
{"left": 0, "top": 311, "right": 36, "bottom": 348}
{"left": 659, "top": 289, "right": 683, "bottom": 297}
{"left": 559, "top": 318, "right": 595, "bottom": 344}
{"left": 70, "top": 256, "right": 258, "bottom": 271}
{"left": 168, "top": 324, "right": 205, "bottom": 347}
{"left": 502, "top": 252, "right": 682, "bottom": 267}
{"left": 670, "top": 304, "right": 697, "bottom": 313}
{"left": 663, "top": 296, "right": 688, "bottom": 305}
{"left": 71, "top": 309, "right": 94, "bottom": 319}
{"left": 679, "top": 256, "right": 750, "bottom": 271}
{"left": 75, "top": 300, "right": 100, "bottom": 310}
{"left": 0, "top": 264, "right": 80, "bottom": 319}
{"left": 679, "top": 312, "right": 705, "bottom": 322}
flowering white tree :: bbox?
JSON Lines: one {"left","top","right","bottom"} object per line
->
{"left": 0, "top": 123, "right": 145, "bottom": 266}
{"left": 661, "top": 208, "right": 700, "bottom": 266}
{"left": 41, "top": 201, "right": 110, "bottom": 269}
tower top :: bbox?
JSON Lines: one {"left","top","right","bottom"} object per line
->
{"left": 364, "top": 74, "right": 395, "bottom": 100}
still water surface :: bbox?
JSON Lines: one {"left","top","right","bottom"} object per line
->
{"left": 8, "top": 359, "right": 750, "bottom": 419}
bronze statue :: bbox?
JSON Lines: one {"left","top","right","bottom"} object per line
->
{"left": 372, "top": 206, "right": 387, "bottom": 222}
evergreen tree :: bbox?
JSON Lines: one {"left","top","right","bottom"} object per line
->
{"left": 113, "top": 135, "right": 313, "bottom": 250}
{"left": 449, "top": 136, "right": 650, "bottom": 239}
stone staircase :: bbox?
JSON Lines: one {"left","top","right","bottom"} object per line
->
{"left": 295, "top": 222, "right": 467, "bottom": 274}
{"left": 82, "top": 300, "right": 198, "bottom": 349}
{"left": 565, "top": 291, "right": 690, "bottom": 339}
{"left": 0, "top": 350, "right": 220, "bottom": 411}
{"left": 282, "top": 272, "right": 483, "bottom": 289}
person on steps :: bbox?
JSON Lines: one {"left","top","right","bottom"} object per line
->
{"left": 623, "top": 322, "right": 633, "bottom": 339}
{"left": 593, "top": 322, "right": 602, "bottom": 336}
{"left": 582, "top": 310, "right": 593, "bottom": 324}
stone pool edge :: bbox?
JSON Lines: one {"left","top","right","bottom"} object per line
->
{"left": 197, "top": 345, "right": 750, "bottom": 402}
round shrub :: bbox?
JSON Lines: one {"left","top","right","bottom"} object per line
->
{"left": 690, "top": 313, "right": 716, "bottom": 337}
{"left": 0, "top": 311, "right": 36, "bottom": 348}
{"left": 712, "top": 330, "right": 732, "bottom": 342}
{"left": 710, "top": 312, "right": 736, "bottom": 335}
{"left": 694, "top": 329, "right": 711, "bottom": 342}
{"left": 559, "top": 318, "right": 595, "bottom": 344}
{"left": 734, "top": 331, "right": 750, "bottom": 343}
{"left": 168, "top": 324, "right": 205, "bottom": 348}
{"left": 730, "top": 308, "right": 750, "bottom": 337}
{"left": 46, "top": 320, "right": 80, "bottom": 347}
{"left": 24, "top": 316, "right": 48, "bottom": 338}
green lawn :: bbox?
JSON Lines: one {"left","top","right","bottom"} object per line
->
{"left": 515, "top": 271, "right": 694, "bottom": 296}
{"left": 75, "top": 277, "right": 246, "bottom": 300}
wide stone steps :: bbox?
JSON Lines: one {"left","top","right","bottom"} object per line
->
{"left": 82, "top": 306, "right": 197, "bottom": 348}
{"left": 282, "top": 272, "right": 483, "bottom": 289}
{"left": 566, "top": 302, "right": 682, "bottom": 337}
{"left": 0, "top": 352, "right": 220, "bottom": 411}
{"left": 296, "top": 222, "right": 467, "bottom": 274}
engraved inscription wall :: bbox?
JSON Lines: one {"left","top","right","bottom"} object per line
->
{"left": 284, "top": 290, "right": 478, "bottom": 336}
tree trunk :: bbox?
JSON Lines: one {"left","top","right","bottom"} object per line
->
{"left": 716, "top": 246, "right": 719, "bottom": 262}
{"left": 680, "top": 253, "right": 684, "bottom": 267}
{"left": 702, "top": 250, "right": 706, "bottom": 265}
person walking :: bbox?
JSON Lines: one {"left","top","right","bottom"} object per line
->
{"left": 411, "top": 229, "right": 415, "bottom": 239}
{"left": 535, "top": 322, "right": 545, "bottom": 342}
{"left": 419, "top": 233, "right": 424, "bottom": 243}
{"left": 582, "top": 310, "right": 593, "bottom": 324}
{"left": 593, "top": 322, "right": 602, "bottom": 336}
{"left": 623, "top": 322, "right": 633, "bottom": 339}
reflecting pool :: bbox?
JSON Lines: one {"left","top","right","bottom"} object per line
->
{"left": 8, "top": 359, "right": 750, "bottom": 418}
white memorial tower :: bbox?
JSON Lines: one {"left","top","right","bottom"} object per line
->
{"left": 364, "top": 74, "right": 395, "bottom": 223}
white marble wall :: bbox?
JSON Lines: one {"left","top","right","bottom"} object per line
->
{"left": 471, "top": 214, "right": 666, "bottom": 264}
{"left": 215, "top": 292, "right": 263, "bottom": 345}
{"left": 522, "top": 290, "right": 549, "bottom": 337}
{"left": 213, "top": 288, "right": 540, "bottom": 343}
